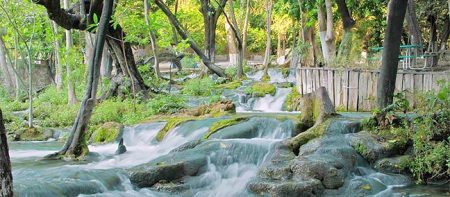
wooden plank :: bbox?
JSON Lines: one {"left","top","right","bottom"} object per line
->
{"left": 334, "top": 70, "right": 343, "bottom": 109}
{"left": 327, "top": 70, "right": 335, "bottom": 106}
{"left": 413, "top": 74, "right": 423, "bottom": 107}
{"left": 348, "top": 71, "right": 359, "bottom": 111}
{"left": 395, "top": 73, "right": 403, "bottom": 94}
{"left": 314, "top": 69, "right": 320, "bottom": 91}
{"left": 367, "top": 71, "right": 378, "bottom": 110}
{"left": 358, "top": 71, "right": 369, "bottom": 111}
{"left": 403, "top": 73, "right": 414, "bottom": 106}
{"left": 308, "top": 69, "right": 314, "bottom": 93}
{"left": 302, "top": 69, "right": 307, "bottom": 94}
{"left": 342, "top": 70, "right": 350, "bottom": 111}
{"left": 423, "top": 73, "right": 433, "bottom": 92}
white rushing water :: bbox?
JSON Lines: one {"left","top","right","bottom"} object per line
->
{"left": 252, "top": 88, "right": 292, "bottom": 112}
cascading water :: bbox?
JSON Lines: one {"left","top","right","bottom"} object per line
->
{"left": 252, "top": 88, "right": 292, "bottom": 112}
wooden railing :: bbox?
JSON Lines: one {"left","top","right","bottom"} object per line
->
{"left": 295, "top": 67, "right": 450, "bottom": 111}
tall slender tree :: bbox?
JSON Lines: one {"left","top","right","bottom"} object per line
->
{"left": 263, "top": 0, "right": 273, "bottom": 77}
{"left": 336, "top": 0, "right": 356, "bottom": 64}
{"left": 377, "top": 0, "right": 408, "bottom": 109}
{"left": 45, "top": 0, "right": 113, "bottom": 159}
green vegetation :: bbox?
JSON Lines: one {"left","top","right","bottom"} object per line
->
{"left": 363, "top": 82, "right": 450, "bottom": 183}
{"left": 182, "top": 78, "right": 217, "bottom": 96}
{"left": 217, "top": 81, "right": 242, "bottom": 89}
{"left": 246, "top": 82, "right": 276, "bottom": 97}
{"left": 285, "top": 87, "right": 301, "bottom": 111}
{"left": 90, "top": 122, "right": 123, "bottom": 144}
{"left": 203, "top": 117, "right": 248, "bottom": 139}
{"left": 155, "top": 116, "right": 197, "bottom": 142}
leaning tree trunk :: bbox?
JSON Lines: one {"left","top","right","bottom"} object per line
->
{"left": 377, "top": 0, "right": 408, "bottom": 109}
{"left": 47, "top": 0, "right": 113, "bottom": 160}
{"left": 227, "top": 0, "right": 244, "bottom": 78}
{"left": 154, "top": 0, "right": 226, "bottom": 77}
{"left": 0, "top": 109, "right": 13, "bottom": 197}
{"left": 144, "top": 0, "right": 162, "bottom": 79}
{"left": 226, "top": 22, "right": 239, "bottom": 66}
{"left": 336, "top": 0, "right": 356, "bottom": 64}
{"left": 263, "top": 0, "right": 273, "bottom": 76}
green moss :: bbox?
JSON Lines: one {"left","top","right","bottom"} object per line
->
{"left": 155, "top": 116, "right": 197, "bottom": 141}
{"left": 355, "top": 143, "right": 370, "bottom": 158}
{"left": 217, "top": 81, "right": 242, "bottom": 89}
{"left": 246, "top": 82, "right": 276, "bottom": 97}
{"left": 281, "top": 67, "right": 290, "bottom": 78}
{"left": 285, "top": 87, "right": 302, "bottom": 112}
{"left": 203, "top": 117, "right": 248, "bottom": 139}
{"left": 19, "top": 127, "right": 45, "bottom": 141}
{"left": 261, "top": 74, "right": 270, "bottom": 82}
{"left": 91, "top": 122, "right": 123, "bottom": 144}
{"left": 288, "top": 119, "right": 331, "bottom": 151}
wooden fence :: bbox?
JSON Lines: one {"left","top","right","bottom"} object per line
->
{"left": 295, "top": 67, "right": 450, "bottom": 111}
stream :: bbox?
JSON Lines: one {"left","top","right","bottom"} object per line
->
{"left": 9, "top": 69, "right": 449, "bottom": 196}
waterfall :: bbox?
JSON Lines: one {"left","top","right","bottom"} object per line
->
{"left": 252, "top": 88, "right": 291, "bottom": 112}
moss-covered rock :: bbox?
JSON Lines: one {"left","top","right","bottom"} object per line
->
{"left": 374, "top": 155, "right": 412, "bottom": 174}
{"left": 287, "top": 119, "right": 331, "bottom": 152}
{"left": 187, "top": 100, "right": 236, "bottom": 117}
{"left": 203, "top": 117, "right": 248, "bottom": 139}
{"left": 246, "top": 82, "right": 276, "bottom": 97}
{"left": 155, "top": 116, "right": 196, "bottom": 142}
{"left": 285, "top": 87, "right": 302, "bottom": 111}
{"left": 89, "top": 122, "right": 124, "bottom": 144}
{"left": 217, "top": 81, "right": 242, "bottom": 89}
{"left": 17, "top": 127, "right": 46, "bottom": 141}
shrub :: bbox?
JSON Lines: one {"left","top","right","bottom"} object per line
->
{"left": 285, "top": 87, "right": 301, "bottom": 111}
{"left": 182, "top": 77, "right": 217, "bottom": 96}
{"left": 146, "top": 94, "right": 186, "bottom": 115}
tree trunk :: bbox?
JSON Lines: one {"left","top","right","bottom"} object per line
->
{"left": 439, "top": 15, "right": 450, "bottom": 51}
{"left": 154, "top": 0, "right": 226, "bottom": 77}
{"left": 144, "top": 0, "right": 162, "bottom": 79}
{"left": 51, "top": 21, "right": 63, "bottom": 91}
{"left": 318, "top": 3, "right": 330, "bottom": 62}
{"left": 200, "top": 0, "right": 227, "bottom": 64}
{"left": 428, "top": 14, "right": 438, "bottom": 67}
{"left": 263, "top": 0, "right": 273, "bottom": 75}
{"left": 65, "top": 0, "right": 78, "bottom": 105}
{"left": 46, "top": 0, "right": 113, "bottom": 160}
{"left": 226, "top": 22, "right": 239, "bottom": 66}
{"left": 336, "top": 0, "right": 355, "bottom": 64}
{"left": 0, "top": 109, "right": 13, "bottom": 197}
{"left": 325, "top": 0, "right": 335, "bottom": 62}
{"left": 290, "top": 22, "right": 299, "bottom": 69}
{"left": 227, "top": 0, "right": 244, "bottom": 78}
{"left": 242, "top": 0, "right": 250, "bottom": 63}
{"left": 377, "top": 0, "right": 408, "bottom": 109}
{"left": 406, "top": 0, "right": 422, "bottom": 47}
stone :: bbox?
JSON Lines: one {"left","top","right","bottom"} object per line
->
{"left": 115, "top": 138, "right": 127, "bottom": 155}
{"left": 374, "top": 155, "right": 411, "bottom": 174}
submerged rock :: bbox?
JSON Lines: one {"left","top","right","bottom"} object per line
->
{"left": 115, "top": 138, "right": 127, "bottom": 155}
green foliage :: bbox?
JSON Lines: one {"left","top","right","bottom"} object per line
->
{"left": 246, "top": 82, "right": 276, "bottom": 97}
{"left": 155, "top": 117, "right": 196, "bottom": 141}
{"left": 217, "top": 81, "right": 242, "bottom": 90}
{"left": 90, "top": 122, "right": 122, "bottom": 144}
{"left": 285, "top": 87, "right": 301, "bottom": 111}
{"left": 146, "top": 94, "right": 186, "bottom": 115}
{"left": 182, "top": 77, "right": 217, "bottom": 96}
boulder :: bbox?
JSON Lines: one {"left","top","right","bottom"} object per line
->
{"left": 374, "top": 155, "right": 411, "bottom": 174}
{"left": 115, "top": 138, "right": 127, "bottom": 155}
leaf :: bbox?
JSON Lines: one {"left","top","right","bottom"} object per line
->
{"left": 93, "top": 13, "right": 99, "bottom": 24}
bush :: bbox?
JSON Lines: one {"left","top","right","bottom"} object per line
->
{"left": 182, "top": 77, "right": 217, "bottom": 96}
{"left": 285, "top": 87, "right": 301, "bottom": 111}
{"left": 146, "top": 94, "right": 186, "bottom": 115}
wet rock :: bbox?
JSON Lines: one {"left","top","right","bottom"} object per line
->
{"left": 258, "top": 143, "right": 295, "bottom": 180}
{"left": 348, "top": 131, "right": 390, "bottom": 163}
{"left": 291, "top": 156, "right": 346, "bottom": 189}
{"left": 115, "top": 138, "right": 127, "bottom": 155}
{"left": 374, "top": 155, "right": 411, "bottom": 174}
{"left": 248, "top": 178, "right": 324, "bottom": 197}
{"left": 170, "top": 139, "right": 203, "bottom": 153}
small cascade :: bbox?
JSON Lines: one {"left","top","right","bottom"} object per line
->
{"left": 252, "top": 88, "right": 292, "bottom": 112}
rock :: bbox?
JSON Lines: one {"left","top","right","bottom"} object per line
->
{"left": 248, "top": 179, "right": 324, "bottom": 197}
{"left": 89, "top": 122, "right": 124, "bottom": 144}
{"left": 115, "top": 138, "right": 127, "bottom": 155}
{"left": 374, "top": 155, "right": 411, "bottom": 174}
{"left": 291, "top": 156, "right": 346, "bottom": 189}
{"left": 348, "top": 131, "right": 390, "bottom": 163}
{"left": 170, "top": 139, "right": 203, "bottom": 153}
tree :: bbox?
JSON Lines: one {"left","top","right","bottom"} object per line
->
{"left": 377, "top": 0, "right": 408, "bottom": 109}
{"left": 263, "top": 0, "right": 273, "bottom": 76}
{"left": 51, "top": 21, "right": 63, "bottom": 91}
{"left": 0, "top": 35, "right": 16, "bottom": 96}
{"left": 0, "top": 109, "right": 13, "bottom": 197}
{"left": 34, "top": 0, "right": 149, "bottom": 99}
{"left": 242, "top": 0, "right": 251, "bottom": 64}
{"left": 406, "top": 0, "right": 422, "bottom": 47}
{"left": 336, "top": 0, "right": 356, "bottom": 64}
{"left": 45, "top": 0, "right": 113, "bottom": 159}
{"left": 64, "top": 0, "right": 78, "bottom": 105}
{"left": 318, "top": 0, "right": 336, "bottom": 64}
{"left": 224, "top": 0, "right": 244, "bottom": 79}
{"left": 199, "top": 0, "right": 228, "bottom": 63}
{"left": 144, "top": 0, "right": 162, "bottom": 79}
{"left": 154, "top": 0, "right": 226, "bottom": 77}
